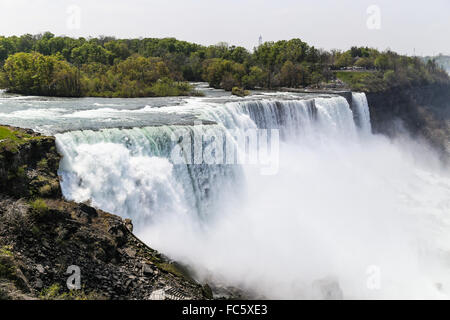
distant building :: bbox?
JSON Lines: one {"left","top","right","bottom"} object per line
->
{"left": 258, "top": 35, "right": 263, "bottom": 47}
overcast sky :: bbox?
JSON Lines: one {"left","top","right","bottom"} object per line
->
{"left": 1, "top": 0, "right": 449, "bottom": 56}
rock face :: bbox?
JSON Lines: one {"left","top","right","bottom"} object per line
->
{"left": 0, "top": 127, "right": 61, "bottom": 199}
{"left": 366, "top": 84, "right": 450, "bottom": 161}
{"left": 0, "top": 126, "right": 208, "bottom": 300}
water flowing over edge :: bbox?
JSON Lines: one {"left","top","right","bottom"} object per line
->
{"left": 55, "top": 93, "right": 450, "bottom": 299}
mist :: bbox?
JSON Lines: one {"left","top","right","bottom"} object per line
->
{"left": 141, "top": 132, "right": 449, "bottom": 299}
{"left": 56, "top": 94, "right": 450, "bottom": 299}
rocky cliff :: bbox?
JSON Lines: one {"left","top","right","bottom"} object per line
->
{"left": 0, "top": 125, "right": 211, "bottom": 300}
{"left": 366, "top": 84, "right": 450, "bottom": 161}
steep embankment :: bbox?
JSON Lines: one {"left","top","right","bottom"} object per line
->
{"left": 0, "top": 125, "right": 210, "bottom": 300}
{"left": 366, "top": 84, "right": 450, "bottom": 160}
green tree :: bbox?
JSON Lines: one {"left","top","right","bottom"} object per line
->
{"left": 3, "top": 52, "right": 81, "bottom": 96}
{"left": 335, "top": 52, "right": 353, "bottom": 68}
{"left": 242, "top": 66, "right": 265, "bottom": 89}
{"left": 374, "top": 55, "right": 390, "bottom": 70}
{"left": 71, "top": 43, "right": 112, "bottom": 65}
{"left": 279, "top": 60, "right": 301, "bottom": 87}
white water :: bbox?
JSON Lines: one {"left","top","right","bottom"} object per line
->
{"left": 352, "top": 92, "right": 372, "bottom": 135}
{"left": 56, "top": 93, "right": 450, "bottom": 299}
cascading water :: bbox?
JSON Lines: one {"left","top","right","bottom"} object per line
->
{"left": 56, "top": 125, "right": 244, "bottom": 223}
{"left": 56, "top": 93, "right": 450, "bottom": 299}
{"left": 352, "top": 92, "right": 372, "bottom": 134}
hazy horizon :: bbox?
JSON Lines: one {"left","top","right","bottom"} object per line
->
{"left": 1, "top": 0, "right": 449, "bottom": 56}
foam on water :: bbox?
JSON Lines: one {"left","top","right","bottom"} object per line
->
{"left": 55, "top": 93, "right": 450, "bottom": 299}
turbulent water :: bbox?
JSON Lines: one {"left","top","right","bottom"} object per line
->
{"left": 2, "top": 88, "right": 450, "bottom": 299}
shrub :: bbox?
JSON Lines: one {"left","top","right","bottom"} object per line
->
{"left": 150, "top": 78, "right": 192, "bottom": 96}
{"left": 40, "top": 284, "right": 105, "bottom": 300}
{"left": 0, "top": 246, "right": 13, "bottom": 257}
{"left": 37, "top": 159, "right": 48, "bottom": 170}
{"left": 38, "top": 184, "right": 52, "bottom": 197}
{"left": 231, "top": 87, "right": 250, "bottom": 97}
{"left": 30, "top": 198, "right": 48, "bottom": 213}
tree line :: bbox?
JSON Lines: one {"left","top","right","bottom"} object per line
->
{"left": 0, "top": 32, "right": 448, "bottom": 97}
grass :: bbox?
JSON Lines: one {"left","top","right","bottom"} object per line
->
{"left": 0, "top": 252, "right": 16, "bottom": 280}
{"left": 30, "top": 198, "right": 48, "bottom": 213}
{"left": 38, "top": 184, "right": 52, "bottom": 197}
{"left": 40, "top": 283, "right": 105, "bottom": 300}
{"left": 29, "top": 198, "right": 64, "bottom": 222}
{"left": 0, "top": 246, "right": 15, "bottom": 280}
{"left": 0, "top": 127, "right": 18, "bottom": 140}
{"left": 335, "top": 71, "right": 387, "bottom": 92}
{"left": 0, "top": 246, "right": 13, "bottom": 257}
{"left": 156, "top": 262, "right": 185, "bottom": 278}
{"left": 0, "top": 126, "right": 31, "bottom": 141}
{"left": 0, "top": 126, "right": 39, "bottom": 153}
{"left": 30, "top": 198, "right": 54, "bottom": 222}
{"left": 155, "top": 262, "right": 195, "bottom": 282}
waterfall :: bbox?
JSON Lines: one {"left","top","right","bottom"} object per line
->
{"left": 55, "top": 93, "right": 450, "bottom": 299}
{"left": 196, "top": 96, "right": 354, "bottom": 136}
{"left": 56, "top": 125, "right": 244, "bottom": 223}
{"left": 57, "top": 95, "right": 357, "bottom": 223}
{"left": 352, "top": 92, "right": 372, "bottom": 134}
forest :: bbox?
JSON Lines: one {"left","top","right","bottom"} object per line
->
{"left": 0, "top": 32, "right": 448, "bottom": 97}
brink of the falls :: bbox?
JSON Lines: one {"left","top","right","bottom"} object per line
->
{"left": 56, "top": 93, "right": 450, "bottom": 299}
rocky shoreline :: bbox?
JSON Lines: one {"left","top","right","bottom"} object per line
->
{"left": 0, "top": 125, "right": 211, "bottom": 300}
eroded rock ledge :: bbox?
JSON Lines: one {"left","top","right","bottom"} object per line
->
{"left": 0, "top": 125, "right": 211, "bottom": 300}
{"left": 366, "top": 84, "right": 450, "bottom": 161}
